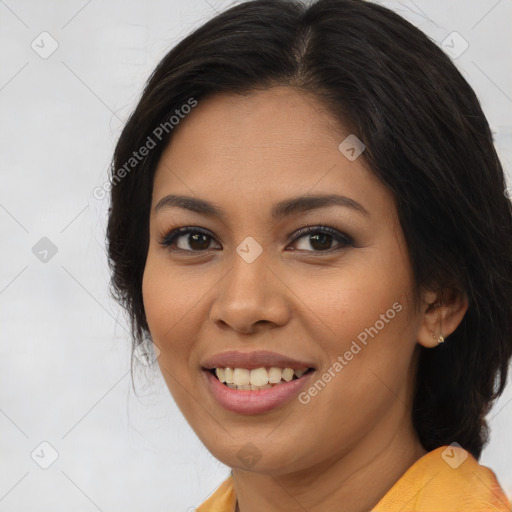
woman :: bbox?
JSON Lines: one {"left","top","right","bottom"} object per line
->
{"left": 106, "top": 0, "right": 512, "bottom": 510}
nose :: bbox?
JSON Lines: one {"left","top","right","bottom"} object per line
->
{"left": 209, "top": 250, "right": 290, "bottom": 334}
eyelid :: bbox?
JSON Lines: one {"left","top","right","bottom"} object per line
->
{"left": 159, "top": 224, "right": 354, "bottom": 252}
{"left": 289, "top": 224, "right": 354, "bottom": 248}
{"left": 159, "top": 226, "right": 220, "bottom": 249}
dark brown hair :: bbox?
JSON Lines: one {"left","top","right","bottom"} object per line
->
{"left": 107, "top": 0, "right": 512, "bottom": 459}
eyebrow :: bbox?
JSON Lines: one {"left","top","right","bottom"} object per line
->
{"left": 154, "top": 193, "right": 369, "bottom": 220}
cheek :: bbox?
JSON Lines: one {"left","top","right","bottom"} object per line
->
{"left": 291, "top": 270, "right": 416, "bottom": 441}
{"left": 141, "top": 254, "right": 207, "bottom": 363}
{"left": 141, "top": 255, "right": 210, "bottom": 418}
{"left": 291, "top": 258, "right": 411, "bottom": 349}
{"left": 290, "top": 248, "right": 416, "bottom": 398}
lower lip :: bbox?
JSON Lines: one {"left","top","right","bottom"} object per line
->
{"left": 202, "top": 369, "right": 315, "bottom": 415}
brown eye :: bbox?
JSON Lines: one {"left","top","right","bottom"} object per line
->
{"left": 300, "top": 233, "right": 334, "bottom": 251}
{"left": 160, "top": 227, "right": 220, "bottom": 252}
{"left": 181, "top": 232, "right": 212, "bottom": 251}
{"left": 290, "top": 225, "right": 354, "bottom": 252}
{"left": 160, "top": 225, "right": 353, "bottom": 254}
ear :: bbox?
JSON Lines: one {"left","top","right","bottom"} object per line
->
{"left": 416, "top": 287, "right": 468, "bottom": 348}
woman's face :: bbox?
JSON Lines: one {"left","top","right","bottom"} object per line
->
{"left": 142, "top": 86, "right": 426, "bottom": 474}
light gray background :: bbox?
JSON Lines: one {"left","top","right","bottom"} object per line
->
{"left": 1, "top": 0, "right": 511, "bottom": 510}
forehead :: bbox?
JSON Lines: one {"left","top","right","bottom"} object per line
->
{"left": 151, "top": 86, "right": 390, "bottom": 217}
{"left": 159, "top": 86, "right": 342, "bottom": 164}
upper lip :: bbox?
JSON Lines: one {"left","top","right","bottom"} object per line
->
{"left": 201, "top": 350, "right": 316, "bottom": 370}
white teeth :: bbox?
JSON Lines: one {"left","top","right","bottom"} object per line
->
{"left": 250, "top": 367, "right": 269, "bottom": 386}
{"left": 233, "top": 368, "right": 250, "bottom": 386}
{"left": 227, "top": 381, "right": 273, "bottom": 391}
{"left": 224, "top": 367, "right": 234, "bottom": 384}
{"left": 268, "top": 367, "right": 283, "bottom": 383}
{"left": 282, "top": 368, "right": 294, "bottom": 382}
{"left": 213, "top": 366, "right": 311, "bottom": 389}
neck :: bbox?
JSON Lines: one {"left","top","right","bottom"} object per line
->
{"left": 232, "top": 409, "right": 427, "bottom": 512}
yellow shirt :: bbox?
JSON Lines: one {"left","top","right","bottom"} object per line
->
{"left": 196, "top": 446, "right": 511, "bottom": 511}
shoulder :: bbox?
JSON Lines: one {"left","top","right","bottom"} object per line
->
{"left": 372, "top": 445, "right": 511, "bottom": 511}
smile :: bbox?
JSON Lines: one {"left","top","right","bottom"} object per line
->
{"left": 210, "top": 366, "right": 313, "bottom": 390}
{"left": 202, "top": 366, "right": 316, "bottom": 414}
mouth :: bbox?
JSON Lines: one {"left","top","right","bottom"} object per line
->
{"left": 202, "top": 364, "right": 317, "bottom": 414}
{"left": 203, "top": 366, "right": 316, "bottom": 391}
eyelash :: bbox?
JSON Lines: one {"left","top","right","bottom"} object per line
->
{"left": 159, "top": 224, "right": 354, "bottom": 254}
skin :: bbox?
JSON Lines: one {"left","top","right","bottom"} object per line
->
{"left": 142, "top": 86, "right": 468, "bottom": 512}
